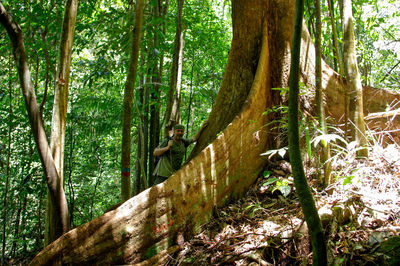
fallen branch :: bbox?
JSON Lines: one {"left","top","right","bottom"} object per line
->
{"left": 365, "top": 109, "right": 400, "bottom": 120}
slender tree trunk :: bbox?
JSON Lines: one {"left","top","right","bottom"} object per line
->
{"left": 149, "top": 0, "right": 169, "bottom": 183}
{"left": 0, "top": 2, "right": 70, "bottom": 245}
{"left": 340, "top": 0, "right": 368, "bottom": 157}
{"left": 45, "top": 0, "right": 79, "bottom": 245}
{"left": 134, "top": 48, "right": 150, "bottom": 195}
{"left": 20, "top": 196, "right": 28, "bottom": 254}
{"left": 11, "top": 196, "right": 23, "bottom": 257}
{"left": 36, "top": 181, "right": 45, "bottom": 248}
{"left": 67, "top": 130, "right": 75, "bottom": 227}
{"left": 66, "top": 101, "right": 75, "bottom": 227}
{"left": 288, "top": 0, "right": 327, "bottom": 264}
{"left": 120, "top": 0, "right": 145, "bottom": 202}
{"left": 39, "top": 26, "right": 51, "bottom": 119}
{"left": 164, "top": 0, "right": 184, "bottom": 137}
{"left": 315, "top": 0, "right": 332, "bottom": 186}
{"left": 90, "top": 148, "right": 103, "bottom": 219}
{"left": 2, "top": 54, "right": 13, "bottom": 264}
{"left": 134, "top": 50, "right": 146, "bottom": 195}
{"left": 11, "top": 180, "right": 29, "bottom": 258}
{"left": 328, "top": 0, "right": 348, "bottom": 137}
{"left": 185, "top": 52, "right": 195, "bottom": 138}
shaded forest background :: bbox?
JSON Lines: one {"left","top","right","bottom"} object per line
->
{"left": 0, "top": 0, "right": 399, "bottom": 263}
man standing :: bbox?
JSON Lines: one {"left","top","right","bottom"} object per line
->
{"left": 152, "top": 122, "right": 208, "bottom": 185}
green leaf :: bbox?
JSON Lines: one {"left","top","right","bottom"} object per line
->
{"left": 263, "top": 171, "right": 271, "bottom": 178}
{"left": 263, "top": 177, "right": 279, "bottom": 186}
{"left": 343, "top": 175, "right": 354, "bottom": 185}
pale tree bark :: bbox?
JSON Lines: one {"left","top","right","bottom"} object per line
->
{"left": 45, "top": 0, "right": 79, "bottom": 245}
{"left": 0, "top": 1, "right": 69, "bottom": 245}
{"left": 164, "top": 0, "right": 184, "bottom": 137}
{"left": 121, "top": 0, "right": 145, "bottom": 202}
{"left": 340, "top": 0, "right": 368, "bottom": 157}
{"left": 315, "top": 0, "right": 332, "bottom": 186}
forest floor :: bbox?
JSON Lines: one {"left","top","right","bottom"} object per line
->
{"left": 168, "top": 142, "right": 400, "bottom": 265}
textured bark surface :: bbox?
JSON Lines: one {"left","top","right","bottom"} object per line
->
{"left": 46, "top": 0, "right": 78, "bottom": 245}
{"left": 149, "top": 0, "right": 169, "bottom": 183}
{"left": 342, "top": 0, "right": 368, "bottom": 156}
{"left": 29, "top": 0, "right": 400, "bottom": 264}
{"left": 120, "top": 0, "right": 145, "bottom": 201}
{"left": 189, "top": 0, "right": 272, "bottom": 159}
{"left": 164, "top": 0, "right": 184, "bottom": 137}
{"left": 0, "top": 2, "right": 70, "bottom": 244}
{"left": 30, "top": 18, "right": 272, "bottom": 265}
{"left": 287, "top": 0, "right": 327, "bottom": 263}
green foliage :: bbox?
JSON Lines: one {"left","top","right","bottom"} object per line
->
{"left": 304, "top": 0, "right": 400, "bottom": 90}
{"left": 262, "top": 175, "right": 293, "bottom": 198}
{"left": 260, "top": 147, "right": 288, "bottom": 159}
{"left": 0, "top": 0, "right": 231, "bottom": 261}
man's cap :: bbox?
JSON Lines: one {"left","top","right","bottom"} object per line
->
{"left": 174, "top": 124, "right": 185, "bottom": 130}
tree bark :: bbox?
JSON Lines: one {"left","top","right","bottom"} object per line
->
{"left": 315, "top": 0, "right": 332, "bottom": 186}
{"left": 45, "top": 0, "right": 78, "bottom": 245}
{"left": 149, "top": 0, "right": 169, "bottom": 183}
{"left": 134, "top": 50, "right": 149, "bottom": 195}
{"left": 340, "top": 0, "right": 368, "bottom": 157}
{"left": 190, "top": 0, "right": 274, "bottom": 159}
{"left": 164, "top": 0, "right": 184, "bottom": 137}
{"left": 0, "top": 1, "right": 70, "bottom": 246}
{"left": 121, "top": 0, "right": 145, "bottom": 202}
{"left": 30, "top": 1, "right": 275, "bottom": 264}
{"left": 29, "top": 0, "right": 400, "bottom": 264}
{"left": 327, "top": 0, "right": 349, "bottom": 139}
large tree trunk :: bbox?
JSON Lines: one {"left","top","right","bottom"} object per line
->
{"left": 45, "top": 0, "right": 78, "bottom": 245}
{"left": 29, "top": 0, "right": 400, "bottom": 264}
{"left": 30, "top": 1, "right": 275, "bottom": 264}
{"left": 190, "top": 0, "right": 276, "bottom": 158}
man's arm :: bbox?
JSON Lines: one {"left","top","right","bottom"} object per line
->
{"left": 153, "top": 140, "right": 173, "bottom": 156}
{"left": 192, "top": 120, "right": 209, "bottom": 142}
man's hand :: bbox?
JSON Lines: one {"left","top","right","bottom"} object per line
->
{"left": 167, "top": 139, "right": 174, "bottom": 148}
{"left": 153, "top": 139, "right": 174, "bottom": 156}
{"left": 193, "top": 120, "right": 209, "bottom": 141}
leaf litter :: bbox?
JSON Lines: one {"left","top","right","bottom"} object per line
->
{"left": 166, "top": 144, "right": 400, "bottom": 265}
